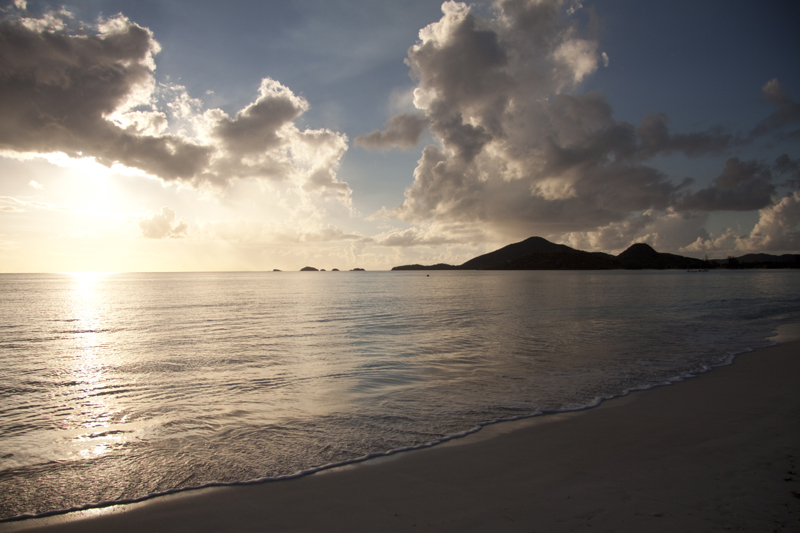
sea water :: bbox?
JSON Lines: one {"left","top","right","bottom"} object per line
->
{"left": 1, "top": 270, "right": 798, "bottom": 519}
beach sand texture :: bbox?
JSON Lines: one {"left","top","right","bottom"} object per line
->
{"left": 3, "top": 340, "right": 799, "bottom": 533}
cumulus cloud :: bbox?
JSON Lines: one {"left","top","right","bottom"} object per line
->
{"left": 353, "top": 0, "right": 800, "bottom": 257}
{"left": 682, "top": 193, "right": 800, "bottom": 253}
{"left": 355, "top": 113, "right": 427, "bottom": 150}
{"left": 561, "top": 208, "right": 709, "bottom": 254}
{"left": 374, "top": 0, "right": 750, "bottom": 248}
{"left": 680, "top": 229, "right": 737, "bottom": 254}
{"left": 735, "top": 192, "right": 800, "bottom": 252}
{"left": 0, "top": 10, "right": 350, "bottom": 202}
{"left": 139, "top": 207, "right": 188, "bottom": 239}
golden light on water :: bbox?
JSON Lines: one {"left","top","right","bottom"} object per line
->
{"left": 62, "top": 271, "right": 126, "bottom": 459}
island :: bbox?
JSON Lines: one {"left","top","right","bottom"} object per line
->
{"left": 392, "top": 236, "right": 800, "bottom": 271}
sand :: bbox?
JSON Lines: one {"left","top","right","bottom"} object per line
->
{"left": 3, "top": 338, "right": 799, "bottom": 533}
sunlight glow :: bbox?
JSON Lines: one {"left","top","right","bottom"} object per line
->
{"left": 62, "top": 271, "right": 125, "bottom": 460}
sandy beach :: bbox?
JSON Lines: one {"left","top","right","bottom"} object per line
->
{"left": 3, "top": 338, "right": 799, "bottom": 533}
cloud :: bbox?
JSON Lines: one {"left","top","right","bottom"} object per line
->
{"left": 353, "top": 0, "right": 800, "bottom": 258}
{"left": 194, "top": 219, "right": 361, "bottom": 245}
{"left": 370, "top": 226, "right": 462, "bottom": 247}
{"left": 774, "top": 154, "right": 800, "bottom": 189}
{"left": 751, "top": 79, "right": 800, "bottom": 139}
{"left": 636, "top": 113, "right": 737, "bottom": 158}
{"left": 29, "top": 180, "right": 42, "bottom": 189}
{"left": 678, "top": 157, "right": 776, "bottom": 212}
{"left": 735, "top": 192, "right": 800, "bottom": 252}
{"left": 139, "top": 207, "right": 188, "bottom": 239}
{"left": 377, "top": 0, "right": 750, "bottom": 247}
{"left": 355, "top": 113, "right": 427, "bottom": 150}
{"left": 680, "top": 229, "right": 737, "bottom": 254}
{"left": 0, "top": 12, "right": 202, "bottom": 177}
{"left": 0, "top": 195, "right": 72, "bottom": 212}
{"left": 682, "top": 193, "right": 800, "bottom": 254}
{"left": 0, "top": 11, "right": 351, "bottom": 202}
{"left": 561, "top": 208, "right": 709, "bottom": 254}
{"left": 0, "top": 199, "right": 24, "bottom": 212}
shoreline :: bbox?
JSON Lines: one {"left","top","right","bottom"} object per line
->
{"left": 3, "top": 336, "right": 800, "bottom": 532}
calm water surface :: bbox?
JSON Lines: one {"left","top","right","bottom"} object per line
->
{"left": 1, "top": 270, "right": 798, "bottom": 519}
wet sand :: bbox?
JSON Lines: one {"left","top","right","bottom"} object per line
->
{"left": 3, "top": 339, "right": 799, "bottom": 533}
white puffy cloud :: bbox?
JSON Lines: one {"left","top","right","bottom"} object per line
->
{"left": 0, "top": 10, "right": 350, "bottom": 203}
{"left": 681, "top": 229, "right": 738, "bottom": 254}
{"left": 361, "top": 0, "right": 797, "bottom": 255}
{"left": 370, "top": 0, "right": 746, "bottom": 245}
{"left": 139, "top": 207, "right": 188, "bottom": 239}
{"left": 681, "top": 193, "right": 800, "bottom": 254}
{"left": 561, "top": 208, "right": 709, "bottom": 254}
{"left": 735, "top": 192, "right": 800, "bottom": 252}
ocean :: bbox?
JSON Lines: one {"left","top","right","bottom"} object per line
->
{"left": 1, "top": 270, "right": 798, "bottom": 520}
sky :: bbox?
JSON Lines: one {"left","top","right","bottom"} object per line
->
{"left": 1, "top": 0, "right": 798, "bottom": 272}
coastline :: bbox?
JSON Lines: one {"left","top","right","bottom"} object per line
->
{"left": 3, "top": 335, "right": 799, "bottom": 532}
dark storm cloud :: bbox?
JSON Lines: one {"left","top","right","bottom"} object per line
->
{"left": 0, "top": 11, "right": 351, "bottom": 198}
{"left": 355, "top": 113, "right": 427, "bottom": 150}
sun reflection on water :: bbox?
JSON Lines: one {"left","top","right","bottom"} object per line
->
{"left": 61, "top": 272, "right": 127, "bottom": 459}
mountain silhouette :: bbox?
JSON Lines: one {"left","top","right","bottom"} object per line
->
{"left": 460, "top": 237, "right": 576, "bottom": 269}
{"left": 392, "top": 237, "right": 715, "bottom": 270}
{"left": 616, "top": 243, "right": 708, "bottom": 269}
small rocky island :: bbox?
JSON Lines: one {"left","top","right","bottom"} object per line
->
{"left": 299, "top": 266, "right": 365, "bottom": 271}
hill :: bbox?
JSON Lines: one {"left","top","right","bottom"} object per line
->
{"left": 391, "top": 263, "right": 460, "bottom": 271}
{"left": 459, "top": 237, "right": 576, "bottom": 269}
{"left": 616, "top": 243, "right": 710, "bottom": 270}
{"left": 392, "top": 237, "right": 720, "bottom": 271}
